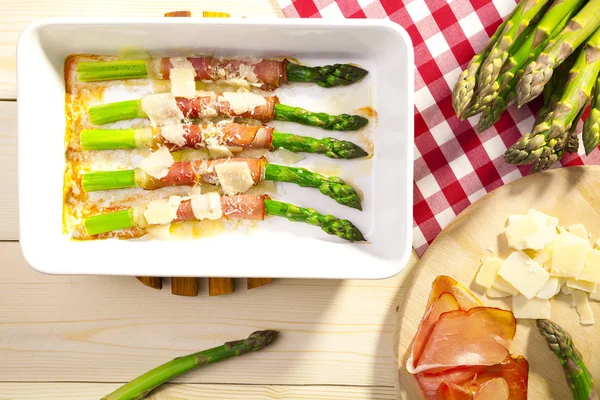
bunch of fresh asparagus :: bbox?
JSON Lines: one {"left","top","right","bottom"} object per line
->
{"left": 452, "top": 0, "right": 600, "bottom": 172}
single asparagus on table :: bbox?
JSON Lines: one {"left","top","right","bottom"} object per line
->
{"left": 88, "top": 94, "right": 368, "bottom": 131}
{"left": 80, "top": 124, "right": 368, "bottom": 160}
{"left": 102, "top": 330, "right": 279, "bottom": 400}
{"left": 84, "top": 195, "right": 365, "bottom": 241}
{"left": 517, "top": 0, "right": 600, "bottom": 107}
{"left": 505, "top": 28, "right": 600, "bottom": 171}
{"left": 81, "top": 159, "right": 362, "bottom": 210}
{"left": 77, "top": 57, "right": 368, "bottom": 88}
{"left": 476, "top": 0, "right": 551, "bottom": 97}
{"left": 583, "top": 75, "right": 600, "bottom": 155}
{"left": 536, "top": 320, "right": 599, "bottom": 400}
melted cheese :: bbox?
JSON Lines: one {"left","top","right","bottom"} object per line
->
{"left": 160, "top": 124, "right": 187, "bottom": 147}
{"left": 141, "top": 93, "right": 184, "bottom": 127}
{"left": 137, "top": 146, "right": 174, "bottom": 179}
{"left": 220, "top": 91, "right": 266, "bottom": 114}
{"left": 143, "top": 196, "right": 182, "bottom": 225}
{"left": 214, "top": 162, "right": 255, "bottom": 195}
{"left": 191, "top": 192, "right": 222, "bottom": 220}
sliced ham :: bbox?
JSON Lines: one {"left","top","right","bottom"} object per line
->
{"left": 176, "top": 195, "right": 266, "bottom": 221}
{"left": 176, "top": 94, "right": 278, "bottom": 122}
{"left": 438, "top": 383, "right": 472, "bottom": 400}
{"left": 163, "top": 123, "right": 273, "bottom": 151}
{"left": 428, "top": 276, "right": 482, "bottom": 311}
{"left": 472, "top": 377, "right": 509, "bottom": 400}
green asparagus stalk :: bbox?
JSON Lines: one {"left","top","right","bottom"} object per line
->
{"left": 101, "top": 330, "right": 279, "bottom": 400}
{"left": 263, "top": 164, "right": 361, "bottom": 210}
{"left": 85, "top": 209, "right": 136, "bottom": 236}
{"left": 583, "top": 75, "right": 600, "bottom": 155}
{"left": 264, "top": 199, "right": 365, "bottom": 242}
{"left": 77, "top": 58, "right": 368, "bottom": 87}
{"left": 564, "top": 100, "right": 587, "bottom": 154}
{"left": 477, "top": 0, "right": 551, "bottom": 96}
{"left": 517, "top": 0, "right": 600, "bottom": 107}
{"left": 536, "top": 320, "right": 599, "bottom": 400}
{"left": 87, "top": 99, "right": 368, "bottom": 131}
{"left": 79, "top": 128, "right": 368, "bottom": 159}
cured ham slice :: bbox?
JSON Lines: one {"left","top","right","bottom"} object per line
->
{"left": 428, "top": 276, "right": 482, "bottom": 310}
{"left": 158, "top": 57, "right": 288, "bottom": 90}
{"left": 472, "top": 377, "right": 509, "bottom": 400}
{"left": 176, "top": 93, "right": 278, "bottom": 122}
{"left": 176, "top": 195, "right": 266, "bottom": 221}
{"left": 162, "top": 123, "right": 273, "bottom": 151}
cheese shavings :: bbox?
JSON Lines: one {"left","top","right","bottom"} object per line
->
{"left": 504, "top": 209, "right": 557, "bottom": 250}
{"left": 214, "top": 162, "right": 255, "bottom": 195}
{"left": 138, "top": 146, "right": 174, "bottom": 179}
{"left": 572, "top": 290, "right": 595, "bottom": 325}
{"left": 206, "top": 137, "right": 234, "bottom": 159}
{"left": 512, "top": 295, "right": 551, "bottom": 319}
{"left": 191, "top": 192, "right": 222, "bottom": 221}
{"left": 160, "top": 124, "right": 187, "bottom": 147}
{"left": 170, "top": 68, "right": 196, "bottom": 98}
{"left": 143, "top": 196, "right": 182, "bottom": 225}
{"left": 141, "top": 93, "right": 184, "bottom": 127}
{"left": 498, "top": 251, "right": 550, "bottom": 299}
{"left": 476, "top": 257, "right": 503, "bottom": 289}
{"left": 220, "top": 91, "right": 266, "bottom": 114}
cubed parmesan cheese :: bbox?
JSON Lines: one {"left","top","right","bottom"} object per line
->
{"left": 498, "top": 251, "right": 550, "bottom": 299}
{"left": 566, "top": 279, "right": 597, "bottom": 293}
{"left": 571, "top": 290, "right": 595, "bottom": 325}
{"left": 170, "top": 67, "right": 196, "bottom": 98}
{"left": 551, "top": 242, "right": 589, "bottom": 278}
{"left": 137, "top": 146, "right": 174, "bottom": 179}
{"left": 492, "top": 277, "right": 519, "bottom": 296}
{"left": 160, "top": 124, "right": 187, "bottom": 147}
{"left": 486, "top": 287, "right": 513, "bottom": 298}
{"left": 191, "top": 192, "right": 222, "bottom": 221}
{"left": 214, "top": 162, "right": 255, "bottom": 195}
{"left": 504, "top": 210, "right": 557, "bottom": 250}
{"left": 579, "top": 248, "right": 600, "bottom": 283}
{"left": 568, "top": 224, "right": 589, "bottom": 240}
{"left": 143, "top": 196, "right": 182, "bottom": 225}
{"left": 220, "top": 91, "right": 266, "bottom": 114}
{"left": 536, "top": 277, "right": 560, "bottom": 299}
{"left": 476, "top": 257, "right": 503, "bottom": 289}
{"left": 141, "top": 93, "right": 184, "bottom": 127}
{"left": 512, "top": 295, "right": 551, "bottom": 319}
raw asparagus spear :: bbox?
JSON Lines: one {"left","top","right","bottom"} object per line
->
{"left": 583, "top": 74, "right": 600, "bottom": 155}
{"left": 537, "top": 320, "right": 599, "bottom": 400}
{"left": 517, "top": 0, "right": 600, "bottom": 107}
{"left": 477, "top": 0, "right": 551, "bottom": 96}
{"left": 77, "top": 58, "right": 368, "bottom": 87}
{"left": 101, "top": 330, "right": 279, "bottom": 400}
{"left": 79, "top": 128, "right": 368, "bottom": 159}
{"left": 263, "top": 199, "right": 365, "bottom": 242}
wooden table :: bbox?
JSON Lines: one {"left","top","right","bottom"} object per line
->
{"left": 0, "top": 1, "right": 418, "bottom": 398}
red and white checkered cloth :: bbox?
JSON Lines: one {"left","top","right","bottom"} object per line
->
{"left": 279, "top": 0, "right": 600, "bottom": 256}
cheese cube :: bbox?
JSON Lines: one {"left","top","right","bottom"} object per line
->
{"left": 579, "top": 249, "right": 600, "bottom": 283}
{"left": 572, "top": 290, "right": 595, "bottom": 325}
{"left": 492, "top": 276, "right": 519, "bottom": 296}
{"left": 568, "top": 224, "right": 589, "bottom": 240}
{"left": 536, "top": 277, "right": 560, "bottom": 299}
{"left": 486, "top": 287, "right": 513, "bottom": 298}
{"left": 512, "top": 295, "right": 551, "bottom": 319}
{"left": 505, "top": 210, "right": 557, "bottom": 250}
{"left": 476, "top": 257, "right": 503, "bottom": 289}
{"left": 499, "top": 251, "right": 550, "bottom": 299}
{"left": 551, "top": 242, "right": 589, "bottom": 278}
{"left": 566, "top": 279, "right": 597, "bottom": 293}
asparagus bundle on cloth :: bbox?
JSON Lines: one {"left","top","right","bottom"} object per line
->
{"left": 80, "top": 121, "right": 368, "bottom": 159}
{"left": 84, "top": 194, "right": 365, "bottom": 242}
{"left": 537, "top": 320, "right": 599, "bottom": 400}
{"left": 101, "top": 330, "right": 279, "bottom": 400}
{"left": 77, "top": 56, "right": 368, "bottom": 89}
{"left": 81, "top": 154, "right": 362, "bottom": 210}
{"left": 583, "top": 75, "right": 600, "bottom": 154}
{"left": 88, "top": 91, "right": 368, "bottom": 131}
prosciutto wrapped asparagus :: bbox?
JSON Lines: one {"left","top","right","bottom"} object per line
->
{"left": 81, "top": 156, "right": 362, "bottom": 210}
{"left": 79, "top": 122, "right": 368, "bottom": 159}
{"left": 88, "top": 92, "right": 369, "bottom": 131}
{"left": 76, "top": 56, "right": 368, "bottom": 89}
{"left": 83, "top": 194, "right": 365, "bottom": 242}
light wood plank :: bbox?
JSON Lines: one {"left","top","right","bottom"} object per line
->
{"left": 0, "top": 0, "right": 283, "bottom": 99}
{"left": 1, "top": 242, "right": 417, "bottom": 386}
{"left": 0, "top": 382, "right": 396, "bottom": 399}
{"left": 0, "top": 101, "right": 17, "bottom": 240}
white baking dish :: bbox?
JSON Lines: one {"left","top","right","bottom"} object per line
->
{"left": 17, "top": 18, "right": 414, "bottom": 279}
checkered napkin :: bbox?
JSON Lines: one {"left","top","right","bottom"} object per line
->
{"left": 279, "top": 0, "right": 600, "bottom": 256}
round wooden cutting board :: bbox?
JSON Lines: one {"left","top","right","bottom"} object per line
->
{"left": 396, "top": 166, "right": 600, "bottom": 399}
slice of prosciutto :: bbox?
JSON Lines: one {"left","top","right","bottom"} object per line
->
{"left": 176, "top": 195, "right": 266, "bottom": 221}
{"left": 156, "top": 57, "right": 288, "bottom": 90}
{"left": 141, "top": 157, "right": 266, "bottom": 189}
{"left": 176, "top": 93, "right": 278, "bottom": 122}
{"left": 161, "top": 123, "right": 273, "bottom": 151}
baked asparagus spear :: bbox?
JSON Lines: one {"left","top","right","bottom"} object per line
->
{"left": 537, "top": 320, "right": 599, "bottom": 400}
{"left": 101, "top": 330, "right": 279, "bottom": 400}
{"left": 517, "top": 0, "right": 600, "bottom": 107}
{"left": 583, "top": 74, "right": 600, "bottom": 155}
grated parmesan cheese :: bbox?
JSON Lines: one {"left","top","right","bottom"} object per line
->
{"left": 214, "top": 162, "right": 255, "bottom": 195}
{"left": 160, "top": 124, "right": 187, "bottom": 147}
{"left": 141, "top": 93, "right": 184, "bottom": 127}
{"left": 137, "top": 146, "right": 174, "bottom": 179}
